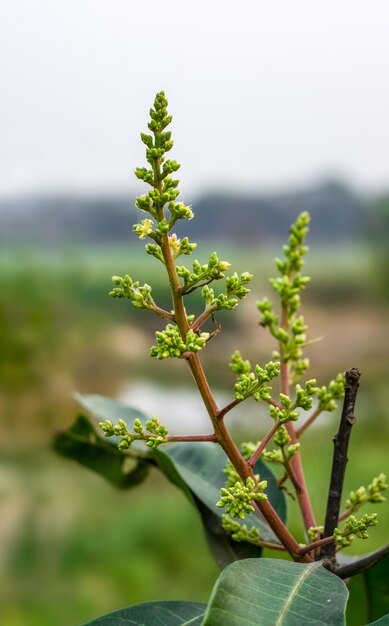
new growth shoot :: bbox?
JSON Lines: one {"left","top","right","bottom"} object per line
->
{"left": 101, "top": 92, "right": 387, "bottom": 568}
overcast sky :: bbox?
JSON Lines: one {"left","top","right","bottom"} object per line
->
{"left": 1, "top": 0, "right": 389, "bottom": 197}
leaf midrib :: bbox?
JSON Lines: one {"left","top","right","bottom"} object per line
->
{"left": 275, "top": 562, "right": 321, "bottom": 625}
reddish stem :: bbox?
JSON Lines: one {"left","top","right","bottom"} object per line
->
{"left": 191, "top": 306, "right": 216, "bottom": 332}
{"left": 295, "top": 406, "right": 322, "bottom": 438}
{"left": 166, "top": 433, "right": 216, "bottom": 442}
{"left": 298, "top": 535, "right": 335, "bottom": 556}
{"left": 257, "top": 541, "right": 287, "bottom": 552}
{"left": 338, "top": 509, "right": 353, "bottom": 522}
{"left": 248, "top": 421, "right": 281, "bottom": 468}
{"left": 280, "top": 304, "right": 317, "bottom": 532}
{"left": 217, "top": 397, "right": 242, "bottom": 420}
{"left": 152, "top": 304, "right": 175, "bottom": 321}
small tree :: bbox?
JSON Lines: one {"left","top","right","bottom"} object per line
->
{"left": 56, "top": 92, "right": 388, "bottom": 626}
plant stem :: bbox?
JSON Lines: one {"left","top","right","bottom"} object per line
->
{"left": 191, "top": 306, "right": 217, "bottom": 332}
{"left": 153, "top": 159, "right": 309, "bottom": 562}
{"left": 279, "top": 304, "right": 317, "bottom": 532}
{"left": 152, "top": 304, "right": 175, "bottom": 321}
{"left": 217, "top": 397, "right": 242, "bottom": 420}
{"left": 257, "top": 540, "right": 287, "bottom": 552}
{"left": 281, "top": 447, "right": 303, "bottom": 493}
{"left": 295, "top": 406, "right": 322, "bottom": 438}
{"left": 320, "top": 368, "right": 361, "bottom": 567}
{"left": 337, "top": 508, "right": 353, "bottom": 522}
{"left": 298, "top": 535, "right": 335, "bottom": 556}
{"left": 248, "top": 421, "right": 281, "bottom": 468}
{"left": 267, "top": 397, "right": 283, "bottom": 410}
{"left": 166, "top": 434, "right": 217, "bottom": 442}
{"left": 335, "top": 544, "right": 389, "bottom": 579}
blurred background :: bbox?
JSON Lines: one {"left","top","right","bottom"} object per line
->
{"left": 1, "top": 1, "right": 389, "bottom": 624}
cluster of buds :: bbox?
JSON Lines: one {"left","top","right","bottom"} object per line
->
{"left": 109, "top": 275, "right": 155, "bottom": 311}
{"left": 315, "top": 373, "right": 345, "bottom": 412}
{"left": 307, "top": 525, "right": 324, "bottom": 541}
{"left": 150, "top": 324, "right": 209, "bottom": 359}
{"left": 223, "top": 442, "right": 259, "bottom": 488}
{"left": 257, "top": 213, "right": 315, "bottom": 382}
{"left": 268, "top": 379, "right": 318, "bottom": 425}
{"left": 222, "top": 514, "right": 260, "bottom": 545}
{"left": 201, "top": 271, "right": 253, "bottom": 312}
{"left": 216, "top": 477, "right": 268, "bottom": 519}
{"left": 99, "top": 416, "right": 169, "bottom": 450}
{"left": 168, "top": 201, "right": 194, "bottom": 226}
{"left": 346, "top": 474, "right": 387, "bottom": 512}
{"left": 334, "top": 513, "right": 378, "bottom": 547}
{"left": 261, "top": 426, "right": 300, "bottom": 464}
{"left": 176, "top": 252, "right": 232, "bottom": 294}
{"left": 230, "top": 352, "right": 280, "bottom": 402}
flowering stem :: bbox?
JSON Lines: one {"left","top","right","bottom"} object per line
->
{"left": 247, "top": 421, "right": 281, "bottom": 468}
{"left": 150, "top": 145, "right": 311, "bottom": 563}
{"left": 257, "top": 540, "right": 287, "bottom": 552}
{"left": 159, "top": 233, "right": 307, "bottom": 562}
{"left": 281, "top": 447, "right": 303, "bottom": 493}
{"left": 166, "top": 434, "right": 217, "bottom": 442}
{"left": 280, "top": 304, "right": 317, "bottom": 532}
{"left": 216, "top": 397, "right": 243, "bottom": 420}
{"left": 338, "top": 508, "right": 353, "bottom": 522}
{"left": 296, "top": 406, "right": 322, "bottom": 438}
{"left": 298, "top": 535, "right": 335, "bottom": 556}
{"left": 191, "top": 306, "right": 217, "bottom": 332}
{"left": 151, "top": 304, "right": 175, "bottom": 321}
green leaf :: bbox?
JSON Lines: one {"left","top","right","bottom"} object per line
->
{"left": 82, "top": 600, "right": 207, "bottom": 625}
{"left": 75, "top": 392, "right": 149, "bottom": 426}
{"left": 342, "top": 551, "right": 389, "bottom": 624}
{"left": 202, "top": 558, "right": 349, "bottom": 626}
{"left": 53, "top": 414, "right": 150, "bottom": 488}
{"left": 192, "top": 495, "right": 263, "bottom": 569}
{"left": 366, "top": 616, "right": 389, "bottom": 626}
{"left": 156, "top": 441, "right": 286, "bottom": 543}
{"left": 64, "top": 395, "right": 286, "bottom": 548}
{"left": 364, "top": 554, "right": 389, "bottom": 622}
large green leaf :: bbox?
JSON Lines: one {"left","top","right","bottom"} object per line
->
{"left": 74, "top": 394, "right": 286, "bottom": 539}
{"left": 202, "top": 558, "right": 349, "bottom": 626}
{"left": 53, "top": 414, "right": 150, "bottom": 488}
{"left": 155, "top": 441, "right": 285, "bottom": 543}
{"left": 57, "top": 394, "right": 287, "bottom": 554}
{"left": 192, "top": 494, "right": 263, "bottom": 568}
{"left": 364, "top": 554, "right": 389, "bottom": 622}
{"left": 341, "top": 550, "right": 389, "bottom": 624}
{"left": 366, "top": 616, "right": 389, "bottom": 625}
{"left": 82, "top": 600, "right": 207, "bottom": 625}
{"left": 75, "top": 393, "right": 149, "bottom": 430}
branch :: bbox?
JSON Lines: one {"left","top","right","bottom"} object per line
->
{"left": 279, "top": 303, "right": 317, "bottom": 532}
{"left": 320, "top": 368, "right": 361, "bottom": 566}
{"left": 282, "top": 448, "right": 303, "bottom": 493}
{"left": 338, "top": 508, "right": 353, "bottom": 523}
{"left": 178, "top": 278, "right": 213, "bottom": 296}
{"left": 295, "top": 406, "right": 322, "bottom": 438}
{"left": 298, "top": 535, "right": 335, "bottom": 556}
{"left": 257, "top": 540, "right": 287, "bottom": 552}
{"left": 335, "top": 544, "right": 389, "bottom": 579}
{"left": 166, "top": 433, "right": 216, "bottom": 443}
{"left": 216, "top": 397, "right": 243, "bottom": 420}
{"left": 152, "top": 304, "right": 175, "bottom": 321}
{"left": 267, "top": 397, "right": 283, "bottom": 411}
{"left": 191, "top": 306, "right": 217, "bottom": 332}
{"left": 247, "top": 421, "right": 281, "bottom": 468}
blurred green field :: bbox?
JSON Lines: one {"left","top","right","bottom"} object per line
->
{"left": 1, "top": 243, "right": 388, "bottom": 625}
